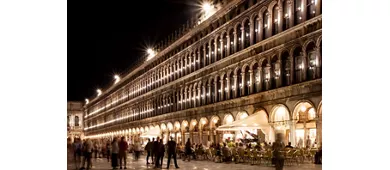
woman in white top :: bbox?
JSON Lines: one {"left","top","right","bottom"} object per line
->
{"left": 111, "top": 138, "right": 119, "bottom": 169}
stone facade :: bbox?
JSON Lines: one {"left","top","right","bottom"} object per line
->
{"left": 84, "top": 0, "right": 322, "bottom": 147}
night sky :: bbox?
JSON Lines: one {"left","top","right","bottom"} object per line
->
{"left": 68, "top": 0, "right": 201, "bottom": 101}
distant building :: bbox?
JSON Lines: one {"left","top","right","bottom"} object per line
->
{"left": 67, "top": 101, "right": 84, "bottom": 142}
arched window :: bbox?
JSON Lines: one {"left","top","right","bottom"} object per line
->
{"left": 211, "top": 79, "right": 216, "bottom": 103}
{"left": 229, "top": 72, "right": 234, "bottom": 99}
{"left": 210, "top": 39, "right": 216, "bottom": 63}
{"left": 307, "top": 0, "right": 316, "bottom": 20}
{"left": 216, "top": 76, "right": 221, "bottom": 102}
{"left": 222, "top": 33, "right": 228, "bottom": 58}
{"left": 306, "top": 42, "right": 317, "bottom": 80}
{"left": 194, "top": 49, "right": 199, "bottom": 71}
{"left": 271, "top": 56, "right": 280, "bottom": 89}
{"left": 216, "top": 36, "right": 222, "bottom": 61}
{"left": 294, "top": 0, "right": 303, "bottom": 25}
{"left": 244, "top": 20, "right": 250, "bottom": 48}
{"left": 237, "top": 69, "right": 242, "bottom": 97}
{"left": 293, "top": 47, "right": 304, "bottom": 83}
{"left": 187, "top": 54, "right": 191, "bottom": 75}
{"left": 262, "top": 59, "right": 270, "bottom": 91}
{"left": 244, "top": 66, "right": 250, "bottom": 95}
{"left": 201, "top": 84, "right": 206, "bottom": 105}
{"left": 262, "top": 11, "right": 269, "bottom": 39}
{"left": 200, "top": 46, "right": 204, "bottom": 68}
{"left": 272, "top": 6, "right": 279, "bottom": 35}
{"left": 205, "top": 43, "right": 210, "bottom": 66}
{"left": 222, "top": 74, "right": 227, "bottom": 101}
{"left": 74, "top": 116, "right": 79, "bottom": 126}
{"left": 229, "top": 29, "right": 235, "bottom": 55}
{"left": 253, "top": 15, "right": 260, "bottom": 44}
{"left": 281, "top": 51, "right": 291, "bottom": 86}
{"left": 236, "top": 24, "right": 243, "bottom": 51}
{"left": 283, "top": 0, "right": 290, "bottom": 30}
{"left": 252, "top": 63, "right": 260, "bottom": 93}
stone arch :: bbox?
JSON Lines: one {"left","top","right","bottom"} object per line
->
{"left": 174, "top": 121, "right": 181, "bottom": 132}
{"left": 210, "top": 115, "right": 221, "bottom": 129}
{"left": 226, "top": 69, "right": 234, "bottom": 77}
{"left": 160, "top": 123, "right": 167, "bottom": 132}
{"left": 250, "top": 60, "right": 260, "bottom": 69}
{"left": 145, "top": 126, "right": 149, "bottom": 132}
{"left": 233, "top": 21, "right": 242, "bottom": 33}
{"left": 250, "top": 12, "right": 259, "bottom": 22}
{"left": 289, "top": 44, "right": 303, "bottom": 56}
{"left": 303, "top": 39, "right": 316, "bottom": 53}
{"left": 236, "top": 110, "right": 249, "bottom": 120}
{"left": 241, "top": 63, "right": 250, "bottom": 72}
{"left": 222, "top": 113, "right": 235, "bottom": 125}
{"left": 316, "top": 36, "right": 322, "bottom": 48}
{"left": 258, "top": 6, "right": 269, "bottom": 19}
{"left": 140, "top": 127, "right": 144, "bottom": 133}
{"left": 317, "top": 100, "right": 322, "bottom": 119}
{"left": 241, "top": 17, "right": 251, "bottom": 27}
{"left": 167, "top": 122, "right": 174, "bottom": 132}
{"left": 270, "top": 104, "right": 291, "bottom": 122}
{"left": 190, "top": 119, "right": 198, "bottom": 131}
{"left": 227, "top": 26, "right": 235, "bottom": 36}
{"left": 181, "top": 120, "right": 189, "bottom": 131}
{"left": 199, "top": 117, "right": 209, "bottom": 130}
{"left": 233, "top": 66, "right": 241, "bottom": 76}
{"left": 268, "top": 0, "right": 279, "bottom": 13}
{"left": 292, "top": 100, "right": 316, "bottom": 121}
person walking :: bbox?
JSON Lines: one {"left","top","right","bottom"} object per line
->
{"left": 134, "top": 139, "right": 141, "bottom": 160}
{"left": 272, "top": 133, "right": 285, "bottom": 170}
{"left": 151, "top": 138, "right": 155, "bottom": 163}
{"left": 185, "top": 138, "right": 191, "bottom": 162}
{"left": 158, "top": 139, "right": 165, "bottom": 168}
{"left": 111, "top": 137, "right": 119, "bottom": 170}
{"left": 145, "top": 138, "right": 153, "bottom": 164}
{"left": 153, "top": 137, "right": 161, "bottom": 168}
{"left": 72, "top": 138, "right": 82, "bottom": 170}
{"left": 119, "top": 136, "right": 128, "bottom": 169}
{"left": 166, "top": 137, "right": 179, "bottom": 169}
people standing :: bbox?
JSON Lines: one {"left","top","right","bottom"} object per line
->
{"left": 111, "top": 137, "right": 119, "bottom": 170}
{"left": 153, "top": 137, "right": 161, "bottom": 168}
{"left": 166, "top": 137, "right": 179, "bottom": 169}
{"left": 272, "top": 133, "right": 285, "bottom": 170}
{"left": 106, "top": 141, "right": 111, "bottom": 162}
{"left": 145, "top": 138, "right": 153, "bottom": 164}
{"left": 306, "top": 136, "right": 312, "bottom": 149}
{"left": 185, "top": 138, "right": 191, "bottom": 162}
{"left": 119, "top": 136, "right": 128, "bottom": 169}
{"left": 134, "top": 139, "right": 141, "bottom": 160}
{"left": 151, "top": 138, "right": 155, "bottom": 164}
{"left": 80, "top": 138, "right": 93, "bottom": 170}
{"left": 159, "top": 139, "right": 165, "bottom": 168}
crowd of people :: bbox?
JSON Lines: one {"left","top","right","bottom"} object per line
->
{"left": 68, "top": 134, "right": 321, "bottom": 170}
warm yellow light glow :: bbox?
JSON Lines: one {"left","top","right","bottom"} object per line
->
{"left": 202, "top": 2, "right": 212, "bottom": 12}
{"left": 114, "top": 75, "right": 120, "bottom": 84}
{"left": 192, "top": 121, "right": 197, "bottom": 126}
{"left": 97, "top": 89, "right": 102, "bottom": 96}
{"left": 85, "top": 98, "right": 89, "bottom": 104}
{"left": 300, "top": 105, "right": 306, "bottom": 112}
{"left": 202, "top": 120, "right": 206, "bottom": 125}
{"left": 213, "top": 119, "right": 218, "bottom": 123}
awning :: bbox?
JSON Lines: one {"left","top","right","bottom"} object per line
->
{"left": 140, "top": 128, "right": 161, "bottom": 138}
{"left": 216, "top": 111, "right": 271, "bottom": 135}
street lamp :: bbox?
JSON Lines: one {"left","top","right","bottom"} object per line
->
{"left": 96, "top": 89, "right": 102, "bottom": 96}
{"left": 85, "top": 98, "right": 89, "bottom": 104}
{"left": 114, "top": 74, "right": 120, "bottom": 84}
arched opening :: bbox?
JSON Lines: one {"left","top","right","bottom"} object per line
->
{"left": 283, "top": 0, "right": 290, "bottom": 30}
{"left": 281, "top": 51, "right": 291, "bottom": 86}
{"left": 229, "top": 71, "right": 234, "bottom": 99}
{"left": 190, "top": 119, "right": 199, "bottom": 144}
{"left": 187, "top": 54, "right": 191, "bottom": 75}
{"left": 292, "top": 101, "right": 317, "bottom": 148}
{"left": 210, "top": 116, "right": 221, "bottom": 143}
{"left": 216, "top": 36, "right": 222, "bottom": 61}
{"left": 229, "top": 29, "right": 235, "bottom": 55}
{"left": 270, "top": 104, "right": 291, "bottom": 144}
{"left": 253, "top": 15, "right": 260, "bottom": 44}
{"left": 200, "top": 117, "right": 209, "bottom": 145}
{"left": 262, "top": 11, "right": 269, "bottom": 39}
{"left": 252, "top": 63, "right": 260, "bottom": 93}
{"left": 222, "top": 32, "right": 228, "bottom": 58}
{"left": 293, "top": 46, "right": 304, "bottom": 84}
{"left": 236, "top": 24, "right": 243, "bottom": 51}
{"left": 210, "top": 78, "right": 216, "bottom": 103}
{"left": 244, "top": 19, "right": 250, "bottom": 48}
{"left": 237, "top": 68, "right": 243, "bottom": 97}
{"left": 261, "top": 59, "right": 270, "bottom": 91}
{"left": 210, "top": 39, "right": 216, "bottom": 64}
{"left": 216, "top": 76, "right": 221, "bottom": 102}
{"left": 222, "top": 114, "right": 235, "bottom": 142}
{"left": 244, "top": 66, "right": 250, "bottom": 95}
{"left": 222, "top": 74, "right": 227, "bottom": 101}
{"left": 200, "top": 46, "right": 205, "bottom": 68}
{"left": 294, "top": 0, "right": 303, "bottom": 25}
{"left": 272, "top": 5, "right": 279, "bottom": 35}
{"left": 271, "top": 55, "right": 280, "bottom": 89}
{"left": 306, "top": 42, "right": 317, "bottom": 80}
{"left": 187, "top": 86, "right": 192, "bottom": 108}
{"left": 205, "top": 43, "right": 210, "bottom": 66}
{"left": 236, "top": 111, "right": 249, "bottom": 120}
{"left": 307, "top": 0, "right": 316, "bottom": 20}
{"left": 201, "top": 83, "right": 206, "bottom": 106}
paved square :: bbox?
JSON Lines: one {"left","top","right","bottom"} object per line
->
{"left": 68, "top": 154, "right": 322, "bottom": 170}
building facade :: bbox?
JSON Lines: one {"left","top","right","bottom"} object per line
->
{"left": 84, "top": 0, "right": 322, "bottom": 147}
{"left": 68, "top": 101, "right": 84, "bottom": 142}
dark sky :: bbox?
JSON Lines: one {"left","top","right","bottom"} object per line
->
{"left": 68, "top": 0, "right": 200, "bottom": 101}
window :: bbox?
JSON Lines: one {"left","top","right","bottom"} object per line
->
{"left": 74, "top": 116, "right": 79, "bottom": 126}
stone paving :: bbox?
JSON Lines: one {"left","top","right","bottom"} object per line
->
{"left": 68, "top": 154, "right": 322, "bottom": 170}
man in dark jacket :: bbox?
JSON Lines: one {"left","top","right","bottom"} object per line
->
{"left": 153, "top": 137, "right": 161, "bottom": 168}
{"left": 166, "top": 137, "right": 179, "bottom": 169}
{"left": 145, "top": 139, "right": 152, "bottom": 165}
{"left": 159, "top": 139, "right": 165, "bottom": 168}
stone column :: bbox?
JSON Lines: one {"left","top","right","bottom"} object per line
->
{"left": 302, "top": 0, "right": 307, "bottom": 22}
{"left": 220, "top": 79, "right": 224, "bottom": 101}
{"left": 258, "top": 67, "right": 263, "bottom": 91}
{"left": 249, "top": 19, "right": 254, "bottom": 45}
{"left": 184, "top": 90, "right": 188, "bottom": 109}
{"left": 233, "top": 31, "right": 238, "bottom": 54}
{"left": 233, "top": 75, "right": 238, "bottom": 98}
{"left": 276, "top": 60, "right": 282, "bottom": 88}
{"left": 207, "top": 84, "right": 211, "bottom": 104}
{"left": 240, "top": 26, "right": 245, "bottom": 50}
{"left": 193, "top": 87, "right": 197, "bottom": 107}
{"left": 214, "top": 79, "right": 218, "bottom": 102}
{"left": 226, "top": 77, "right": 231, "bottom": 99}
{"left": 316, "top": 0, "right": 321, "bottom": 16}
{"left": 241, "top": 72, "right": 245, "bottom": 96}
{"left": 180, "top": 91, "right": 184, "bottom": 110}
{"left": 278, "top": 6, "right": 283, "bottom": 34}
{"left": 203, "top": 45, "right": 207, "bottom": 67}
{"left": 314, "top": 47, "right": 321, "bottom": 78}
{"left": 249, "top": 70, "right": 254, "bottom": 94}
{"left": 208, "top": 42, "right": 212, "bottom": 64}
{"left": 197, "top": 50, "right": 201, "bottom": 70}
{"left": 220, "top": 36, "right": 224, "bottom": 59}
{"left": 197, "top": 87, "right": 201, "bottom": 106}
{"left": 227, "top": 35, "right": 231, "bottom": 56}
{"left": 202, "top": 85, "right": 206, "bottom": 105}
{"left": 265, "top": 64, "right": 271, "bottom": 90}
{"left": 214, "top": 37, "right": 218, "bottom": 62}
